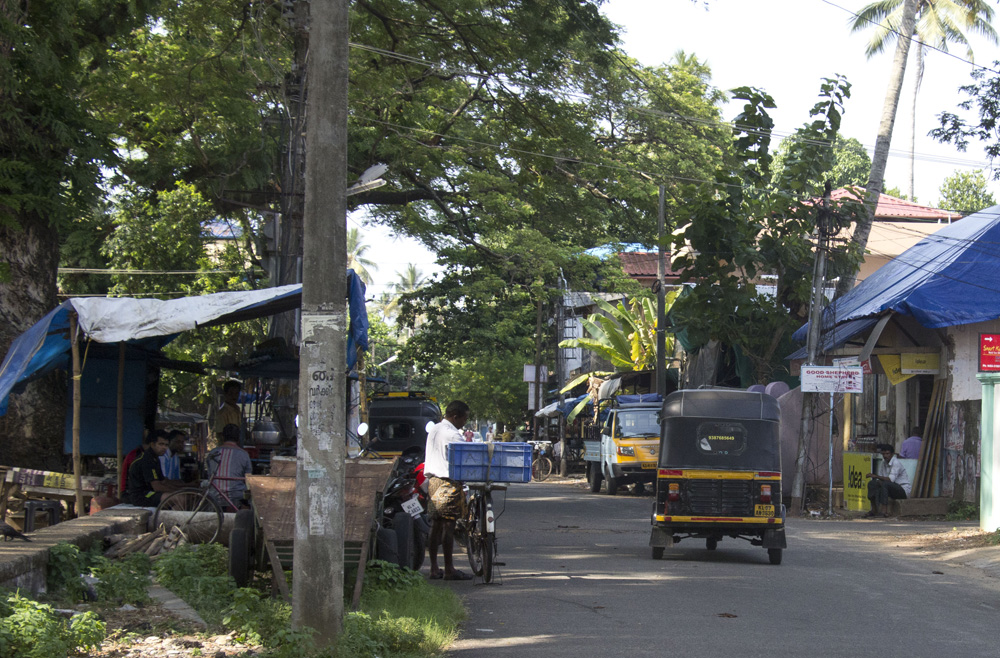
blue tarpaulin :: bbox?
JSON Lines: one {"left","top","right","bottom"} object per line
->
{"left": 0, "top": 273, "right": 369, "bottom": 416}
{"left": 793, "top": 205, "right": 1000, "bottom": 348}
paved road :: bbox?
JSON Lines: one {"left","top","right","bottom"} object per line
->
{"left": 443, "top": 481, "right": 1000, "bottom": 657}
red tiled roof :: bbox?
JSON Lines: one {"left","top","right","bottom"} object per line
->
{"left": 618, "top": 252, "right": 681, "bottom": 278}
{"left": 830, "top": 188, "right": 961, "bottom": 221}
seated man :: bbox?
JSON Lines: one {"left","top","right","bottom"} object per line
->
{"left": 124, "top": 431, "right": 187, "bottom": 507}
{"left": 207, "top": 423, "right": 253, "bottom": 511}
{"left": 866, "top": 443, "right": 911, "bottom": 517}
{"left": 159, "top": 430, "right": 187, "bottom": 480}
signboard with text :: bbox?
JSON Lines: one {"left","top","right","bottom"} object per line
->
{"left": 843, "top": 452, "right": 874, "bottom": 512}
{"left": 800, "top": 366, "right": 864, "bottom": 393}
{"left": 980, "top": 334, "right": 1000, "bottom": 372}
{"left": 901, "top": 352, "right": 939, "bottom": 375}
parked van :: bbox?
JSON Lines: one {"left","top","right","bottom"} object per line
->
{"left": 584, "top": 394, "right": 661, "bottom": 495}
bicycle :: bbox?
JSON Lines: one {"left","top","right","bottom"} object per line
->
{"left": 459, "top": 482, "right": 506, "bottom": 583}
{"left": 530, "top": 441, "right": 553, "bottom": 481}
{"left": 152, "top": 475, "right": 247, "bottom": 544}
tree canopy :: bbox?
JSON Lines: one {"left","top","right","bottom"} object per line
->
{"left": 936, "top": 169, "right": 996, "bottom": 214}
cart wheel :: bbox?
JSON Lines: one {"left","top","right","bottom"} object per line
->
{"left": 392, "top": 512, "right": 414, "bottom": 571}
{"left": 234, "top": 509, "right": 255, "bottom": 548}
{"left": 229, "top": 528, "right": 252, "bottom": 587}
{"left": 651, "top": 546, "right": 664, "bottom": 560}
{"left": 768, "top": 548, "right": 783, "bottom": 565}
{"left": 588, "top": 464, "right": 603, "bottom": 493}
{"left": 706, "top": 538, "right": 718, "bottom": 551}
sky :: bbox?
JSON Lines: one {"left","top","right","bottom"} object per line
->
{"left": 355, "top": 0, "right": 1000, "bottom": 298}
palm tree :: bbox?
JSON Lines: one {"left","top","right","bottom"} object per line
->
{"left": 851, "top": 0, "right": 998, "bottom": 199}
{"left": 383, "top": 264, "right": 426, "bottom": 317}
{"left": 346, "top": 227, "right": 378, "bottom": 285}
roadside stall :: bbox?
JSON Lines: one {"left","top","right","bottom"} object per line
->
{"left": 0, "top": 274, "right": 369, "bottom": 522}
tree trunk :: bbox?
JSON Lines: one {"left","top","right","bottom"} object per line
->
{"left": 0, "top": 216, "right": 67, "bottom": 469}
{"left": 836, "top": 0, "right": 919, "bottom": 298}
{"left": 906, "top": 42, "right": 925, "bottom": 201}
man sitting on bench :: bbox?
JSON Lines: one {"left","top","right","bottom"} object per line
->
{"left": 865, "top": 443, "right": 911, "bottom": 518}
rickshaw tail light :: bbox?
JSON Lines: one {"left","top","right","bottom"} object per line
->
{"left": 760, "top": 484, "right": 772, "bottom": 503}
{"left": 758, "top": 471, "right": 780, "bottom": 478}
{"left": 668, "top": 482, "right": 680, "bottom": 502}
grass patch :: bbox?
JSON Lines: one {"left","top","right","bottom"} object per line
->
{"left": 154, "top": 548, "right": 464, "bottom": 658}
{"left": 946, "top": 501, "right": 979, "bottom": 521}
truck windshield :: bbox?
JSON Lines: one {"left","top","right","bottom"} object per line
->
{"left": 614, "top": 409, "right": 659, "bottom": 438}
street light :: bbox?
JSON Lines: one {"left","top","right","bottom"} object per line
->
{"left": 347, "top": 163, "right": 387, "bottom": 196}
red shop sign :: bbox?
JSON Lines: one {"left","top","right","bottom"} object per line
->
{"left": 980, "top": 333, "right": 1000, "bottom": 371}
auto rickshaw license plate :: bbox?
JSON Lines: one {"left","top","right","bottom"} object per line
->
{"left": 754, "top": 504, "right": 775, "bottom": 517}
{"left": 641, "top": 462, "right": 657, "bottom": 469}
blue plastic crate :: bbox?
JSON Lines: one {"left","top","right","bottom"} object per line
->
{"left": 448, "top": 443, "right": 532, "bottom": 482}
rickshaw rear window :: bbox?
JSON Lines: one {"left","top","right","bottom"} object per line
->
{"left": 696, "top": 422, "right": 746, "bottom": 456}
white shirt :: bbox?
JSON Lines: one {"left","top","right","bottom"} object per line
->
{"left": 424, "top": 418, "right": 464, "bottom": 479}
{"left": 879, "top": 455, "right": 912, "bottom": 497}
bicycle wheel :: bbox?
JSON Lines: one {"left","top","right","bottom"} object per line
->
{"left": 464, "top": 492, "right": 484, "bottom": 576}
{"left": 153, "top": 489, "right": 224, "bottom": 544}
{"left": 481, "top": 492, "right": 496, "bottom": 583}
{"left": 538, "top": 456, "right": 554, "bottom": 481}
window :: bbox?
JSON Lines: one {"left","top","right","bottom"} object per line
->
{"left": 695, "top": 422, "right": 747, "bottom": 456}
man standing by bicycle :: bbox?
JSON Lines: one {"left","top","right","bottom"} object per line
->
{"left": 424, "top": 400, "right": 473, "bottom": 581}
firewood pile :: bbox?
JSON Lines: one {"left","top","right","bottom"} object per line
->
{"left": 104, "top": 526, "right": 189, "bottom": 558}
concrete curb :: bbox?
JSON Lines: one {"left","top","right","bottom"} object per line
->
{"left": 147, "top": 585, "right": 207, "bottom": 628}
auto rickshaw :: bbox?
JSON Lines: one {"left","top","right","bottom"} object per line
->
{"left": 649, "top": 389, "right": 787, "bottom": 565}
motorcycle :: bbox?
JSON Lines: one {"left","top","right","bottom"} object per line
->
{"left": 376, "top": 446, "right": 430, "bottom": 571}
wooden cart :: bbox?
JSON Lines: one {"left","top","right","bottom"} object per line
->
{"left": 237, "top": 459, "right": 394, "bottom": 608}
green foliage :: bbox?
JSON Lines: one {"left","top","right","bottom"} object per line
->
{"left": 0, "top": 591, "right": 105, "bottom": 658}
{"left": 92, "top": 552, "right": 152, "bottom": 606}
{"left": 946, "top": 500, "right": 980, "bottom": 521}
{"left": 223, "top": 588, "right": 308, "bottom": 654}
{"left": 936, "top": 61, "right": 1000, "bottom": 173}
{"left": 45, "top": 542, "right": 96, "bottom": 602}
{"left": 670, "top": 78, "right": 865, "bottom": 384}
{"left": 772, "top": 136, "right": 871, "bottom": 191}
{"left": 153, "top": 544, "right": 234, "bottom": 625}
{"left": 362, "top": 560, "right": 424, "bottom": 593}
{"left": 560, "top": 293, "right": 678, "bottom": 372}
{"left": 936, "top": 169, "right": 996, "bottom": 215}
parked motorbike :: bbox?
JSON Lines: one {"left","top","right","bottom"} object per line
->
{"left": 376, "top": 446, "right": 430, "bottom": 571}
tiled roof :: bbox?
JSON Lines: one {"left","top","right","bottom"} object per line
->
{"left": 617, "top": 252, "right": 680, "bottom": 278}
{"left": 830, "top": 188, "right": 961, "bottom": 221}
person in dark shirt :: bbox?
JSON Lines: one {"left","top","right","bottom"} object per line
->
{"left": 124, "top": 432, "right": 186, "bottom": 506}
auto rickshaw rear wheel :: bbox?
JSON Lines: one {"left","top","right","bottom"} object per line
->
{"left": 651, "top": 546, "right": 664, "bottom": 560}
{"left": 768, "top": 548, "right": 782, "bottom": 565}
{"left": 706, "top": 538, "right": 718, "bottom": 551}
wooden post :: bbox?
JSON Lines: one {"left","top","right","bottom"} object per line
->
{"left": 117, "top": 342, "right": 125, "bottom": 497}
{"left": 69, "top": 313, "right": 84, "bottom": 518}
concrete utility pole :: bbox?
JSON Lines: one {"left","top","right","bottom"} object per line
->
{"left": 656, "top": 186, "right": 667, "bottom": 397}
{"left": 790, "top": 184, "right": 832, "bottom": 513}
{"left": 292, "top": 0, "right": 348, "bottom": 645}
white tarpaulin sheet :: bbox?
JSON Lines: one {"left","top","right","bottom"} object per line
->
{"left": 70, "top": 285, "right": 301, "bottom": 342}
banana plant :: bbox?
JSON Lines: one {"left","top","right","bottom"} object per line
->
{"left": 558, "top": 291, "right": 678, "bottom": 421}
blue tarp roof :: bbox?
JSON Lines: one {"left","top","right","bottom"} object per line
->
{"left": 0, "top": 272, "right": 369, "bottom": 415}
{"left": 793, "top": 205, "right": 1000, "bottom": 347}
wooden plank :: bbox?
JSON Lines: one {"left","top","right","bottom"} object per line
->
{"left": 246, "top": 475, "right": 295, "bottom": 541}
{"left": 266, "top": 539, "right": 291, "bottom": 602}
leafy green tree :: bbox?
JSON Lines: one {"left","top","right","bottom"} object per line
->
{"left": 934, "top": 62, "right": 1000, "bottom": 178}
{"left": 850, "top": 0, "right": 997, "bottom": 199}
{"left": 936, "top": 169, "right": 996, "bottom": 214}
{"left": 772, "top": 136, "right": 871, "bottom": 190}
{"left": 0, "top": 0, "right": 156, "bottom": 467}
{"left": 669, "top": 78, "right": 866, "bottom": 384}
